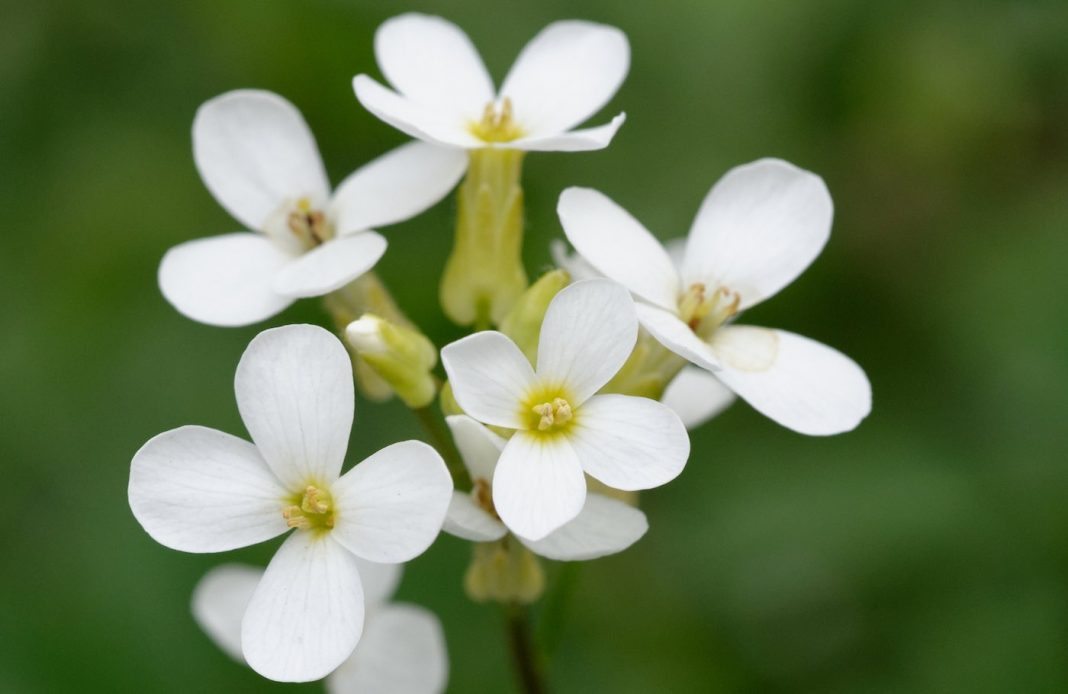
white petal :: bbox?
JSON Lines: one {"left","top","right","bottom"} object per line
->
{"left": 242, "top": 534, "right": 364, "bottom": 682}
{"left": 354, "top": 556, "right": 403, "bottom": 608}
{"left": 375, "top": 13, "right": 493, "bottom": 120}
{"left": 445, "top": 415, "right": 505, "bottom": 483}
{"left": 661, "top": 366, "right": 736, "bottom": 430}
{"left": 129, "top": 426, "right": 288, "bottom": 553}
{"left": 664, "top": 236, "right": 687, "bottom": 271}
{"left": 353, "top": 75, "right": 483, "bottom": 149}
{"left": 535, "top": 279, "right": 637, "bottom": 404}
{"left": 191, "top": 564, "right": 262, "bottom": 662}
{"left": 235, "top": 324, "right": 354, "bottom": 490}
{"left": 634, "top": 302, "right": 721, "bottom": 371}
{"left": 569, "top": 394, "right": 689, "bottom": 491}
{"left": 330, "top": 141, "right": 468, "bottom": 235}
{"left": 521, "top": 494, "right": 647, "bottom": 561}
{"left": 709, "top": 326, "right": 871, "bottom": 435}
{"left": 493, "top": 432, "right": 586, "bottom": 541}
{"left": 501, "top": 20, "right": 629, "bottom": 137}
{"left": 443, "top": 491, "right": 507, "bottom": 542}
{"left": 441, "top": 332, "right": 535, "bottom": 429}
{"left": 549, "top": 239, "right": 601, "bottom": 282}
{"left": 272, "top": 232, "right": 387, "bottom": 298}
{"left": 510, "top": 113, "right": 626, "bottom": 152}
{"left": 194, "top": 90, "right": 329, "bottom": 231}
{"left": 557, "top": 187, "right": 679, "bottom": 311}
{"left": 159, "top": 233, "right": 295, "bottom": 327}
{"left": 327, "top": 604, "right": 448, "bottom": 694}
{"left": 682, "top": 158, "right": 833, "bottom": 310}
{"left": 331, "top": 441, "right": 452, "bottom": 563}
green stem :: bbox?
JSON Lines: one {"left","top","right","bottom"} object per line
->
{"left": 505, "top": 603, "right": 547, "bottom": 694}
{"left": 413, "top": 406, "right": 470, "bottom": 491}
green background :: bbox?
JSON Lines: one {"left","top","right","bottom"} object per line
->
{"left": 3, "top": 0, "right": 1067, "bottom": 691}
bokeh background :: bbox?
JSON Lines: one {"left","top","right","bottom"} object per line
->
{"left": 3, "top": 0, "right": 1068, "bottom": 691}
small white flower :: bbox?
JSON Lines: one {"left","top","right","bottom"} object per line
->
{"left": 354, "top": 13, "right": 629, "bottom": 152}
{"left": 440, "top": 279, "right": 689, "bottom": 541}
{"left": 442, "top": 415, "right": 648, "bottom": 560}
{"left": 558, "top": 158, "right": 872, "bottom": 436}
{"left": 159, "top": 89, "right": 467, "bottom": 326}
{"left": 128, "top": 324, "right": 453, "bottom": 682}
{"left": 192, "top": 560, "right": 448, "bottom": 693}
{"left": 551, "top": 239, "right": 737, "bottom": 429}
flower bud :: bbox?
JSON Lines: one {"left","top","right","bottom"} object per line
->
{"left": 345, "top": 314, "right": 439, "bottom": 409}
{"left": 498, "top": 268, "right": 570, "bottom": 364}
{"left": 440, "top": 149, "right": 528, "bottom": 327}
{"left": 464, "top": 539, "right": 545, "bottom": 605}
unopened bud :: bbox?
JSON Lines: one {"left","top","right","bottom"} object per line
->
{"left": 345, "top": 314, "right": 438, "bottom": 408}
{"left": 464, "top": 539, "right": 545, "bottom": 605}
{"left": 498, "top": 269, "right": 570, "bottom": 363}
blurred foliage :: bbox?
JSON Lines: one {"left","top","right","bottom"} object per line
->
{"left": 2, "top": 0, "right": 1067, "bottom": 692}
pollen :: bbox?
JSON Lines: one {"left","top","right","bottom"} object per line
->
{"left": 282, "top": 484, "right": 335, "bottom": 531}
{"left": 679, "top": 283, "right": 740, "bottom": 336}
{"left": 287, "top": 197, "right": 333, "bottom": 248}
{"left": 469, "top": 97, "right": 525, "bottom": 143}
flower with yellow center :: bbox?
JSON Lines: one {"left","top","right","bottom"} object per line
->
{"left": 129, "top": 325, "right": 453, "bottom": 682}
{"left": 159, "top": 89, "right": 467, "bottom": 327}
{"left": 441, "top": 279, "right": 690, "bottom": 541}
{"left": 353, "top": 14, "right": 629, "bottom": 152}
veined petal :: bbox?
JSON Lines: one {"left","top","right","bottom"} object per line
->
{"left": 235, "top": 325, "right": 354, "bottom": 490}
{"left": 331, "top": 441, "right": 452, "bottom": 564}
{"left": 441, "top": 332, "right": 536, "bottom": 429}
{"left": 661, "top": 366, "right": 736, "bottom": 430}
{"left": 493, "top": 432, "right": 586, "bottom": 541}
{"left": 570, "top": 394, "right": 689, "bottom": 491}
{"left": 501, "top": 20, "right": 629, "bottom": 137}
{"left": 353, "top": 75, "right": 484, "bottom": 149}
{"left": 330, "top": 141, "right": 468, "bottom": 235}
{"left": 709, "top": 325, "right": 871, "bottom": 435}
{"left": 510, "top": 113, "right": 625, "bottom": 152}
{"left": 683, "top": 158, "right": 833, "bottom": 310}
{"left": 536, "top": 279, "right": 637, "bottom": 404}
{"left": 354, "top": 556, "right": 403, "bottom": 608}
{"left": 326, "top": 604, "right": 448, "bottom": 694}
{"left": 375, "top": 13, "right": 493, "bottom": 121}
{"left": 129, "top": 426, "right": 288, "bottom": 553}
{"left": 445, "top": 415, "right": 505, "bottom": 484}
{"left": 242, "top": 533, "right": 364, "bottom": 683}
{"left": 520, "top": 494, "right": 647, "bottom": 561}
{"left": 194, "top": 90, "right": 330, "bottom": 231}
{"left": 558, "top": 187, "right": 679, "bottom": 311}
{"left": 635, "top": 302, "right": 721, "bottom": 371}
{"left": 159, "top": 233, "right": 295, "bottom": 327}
{"left": 191, "top": 564, "right": 262, "bottom": 662}
{"left": 443, "top": 491, "right": 507, "bottom": 542}
{"left": 272, "top": 232, "right": 387, "bottom": 298}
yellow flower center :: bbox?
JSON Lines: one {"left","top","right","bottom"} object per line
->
{"left": 678, "top": 283, "right": 740, "bottom": 338}
{"left": 520, "top": 383, "right": 577, "bottom": 435}
{"left": 287, "top": 197, "right": 334, "bottom": 249}
{"left": 469, "top": 98, "right": 525, "bottom": 144}
{"left": 282, "top": 485, "right": 335, "bottom": 532}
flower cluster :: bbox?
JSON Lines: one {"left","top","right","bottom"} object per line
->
{"left": 129, "top": 12, "right": 871, "bottom": 692}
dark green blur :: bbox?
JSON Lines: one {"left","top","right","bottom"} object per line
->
{"left": 2, "top": 0, "right": 1067, "bottom": 691}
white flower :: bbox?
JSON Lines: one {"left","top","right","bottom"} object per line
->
{"left": 551, "top": 239, "right": 737, "bottom": 429}
{"left": 159, "top": 89, "right": 467, "bottom": 326}
{"left": 442, "top": 415, "right": 648, "bottom": 559}
{"left": 354, "top": 14, "right": 629, "bottom": 152}
{"left": 557, "top": 158, "right": 872, "bottom": 436}
{"left": 128, "top": 324, "right": 453, "bottom": 682}
{"left": 440, "top": 279, "right": 689, "bottom": 541}
{"left": 192, "top": 560, "right": 448, "bottom": 693}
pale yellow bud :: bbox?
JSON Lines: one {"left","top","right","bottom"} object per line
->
{"left": 345, "top": 314, "right": 439, "bottom": 409}
{"left": 498, "top": 269, "right": 570, "bottom": 363}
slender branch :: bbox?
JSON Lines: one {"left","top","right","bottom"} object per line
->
{"left": 412, "top": 405, "right": 470, "bottom": 490}
{"left": 505, "top": 603, "right": 547, "bottom": 694}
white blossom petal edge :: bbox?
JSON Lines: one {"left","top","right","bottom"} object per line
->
{"left": 129, "top": 324, "right": 452, "bottom": 682}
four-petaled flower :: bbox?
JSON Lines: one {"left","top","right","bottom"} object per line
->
{"left": 354, "top": 13, "right": 629, "bottom": 152}
{"left": 193, "top": 559, "right": 448, "bottom": 693}
{"left": 160, "top": 89, "right": 467, "bottom": 326}
{"left": 558, "top": 158, "right": 872, "bottom": 436}
{"left": 443, "top": 415, "right": 649, "bottom": 559}
{"left": 441, "top": 279, "right": 689, "bottom": 541}
{"left": 128, "top": 324, "right": 453, "bottom": 682}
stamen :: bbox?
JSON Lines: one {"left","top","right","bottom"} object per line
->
{"left": 282, "top": 485, "right": 335, "bottom": 530}
{"left": 531, "top": 398, "right": 573, "bottom": 431}
{"left": 678, "top": 283, "right": 741, "bottom": 335}
{"left": 286, "top": 197, "right": 333, "bottom": 248}
{"left": 473, "top": 478, "right": 499, "bottom": 519}
{"left": 469, "top": 97, "right": 524, "bottom": 143}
